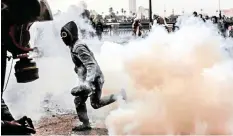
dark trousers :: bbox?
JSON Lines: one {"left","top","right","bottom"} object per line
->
{"left": 96, "top": 32, "right": 102, "bottom": 40}
{"left": 74, "top": 79, "right": 116, "bottom": 123}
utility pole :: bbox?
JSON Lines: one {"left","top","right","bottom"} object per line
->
{"left": 149, "top": 0, "right": 152, "bottom": 24}
{"left": 218, "top": 0, "right": 221, "bottom": 12}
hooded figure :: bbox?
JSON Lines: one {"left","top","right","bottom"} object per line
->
{"left": 95, "top": 19, "right": 104, "bottom": 40}
{"left": 60, "top": 21, "right": 126, "bottom": 131}
{"left": 193, "top": 11, "right": 198, "bottom": 17}
{"left": 132, "top": 18, "right": 142, "bottom": 37}
{"left": 199, "top": 14, "right": 206, "bottom": 22}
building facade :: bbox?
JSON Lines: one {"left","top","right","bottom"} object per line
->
{"left": 129, "top": 0, "right": 136, "bottom": 14}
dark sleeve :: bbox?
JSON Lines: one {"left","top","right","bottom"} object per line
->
{"left": 72, "top": 45, "right": 97, "bottom": 83}
{"left": 1, "top": 98, "right": 14, "bottom": 121}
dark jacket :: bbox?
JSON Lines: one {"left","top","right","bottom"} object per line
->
{"left": 61, "top": 21, "right": 104, "bottom": 84}
{"left": 95, "top": 21, "right": 103, "bottom": 33}
{"left": 70, "top": 43, "right": 104, "bottom": 84}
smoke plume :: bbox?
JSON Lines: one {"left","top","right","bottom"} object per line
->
{"left": 101, "top": 17, "right": 233, "bottom": 135}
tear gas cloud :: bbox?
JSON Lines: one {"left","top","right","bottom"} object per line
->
{"left": 102, "top": 17, "right": 233, "bottom": 134}
{"left": 3, "top": 1, "right": 233, "bottom": 135}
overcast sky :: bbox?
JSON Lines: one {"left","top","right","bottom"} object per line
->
{"left": 49, "top": 0, "right": 233, "bottom": 16}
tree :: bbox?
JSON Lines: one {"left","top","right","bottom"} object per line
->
{"left": 121, "top": 8, "right": 124, "bottom": 15}
{"left": 124, "top": 10, "right": 126, "bottom": 15}
{"left": 116, "top": 11, "right": 119, "bottom": 15}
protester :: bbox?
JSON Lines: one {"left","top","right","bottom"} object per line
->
{"left": 95, "top": 19, "right": 104, "bottom": 40}
{"left": 132, "top": 18, "right": 143, "bottom": 37}
{"left": 60, "top": 21, "right": 127, "bottom": 131}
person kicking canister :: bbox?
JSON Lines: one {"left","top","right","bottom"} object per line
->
{"left": 60, "top": 21, "right": 126, "bottom": 131}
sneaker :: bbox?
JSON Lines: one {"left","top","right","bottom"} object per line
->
{"left": 72, "top": 123, "right": 92, "bottom": 131}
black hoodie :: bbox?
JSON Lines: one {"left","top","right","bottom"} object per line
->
{"left": 61, "top": 21, "right": 104, "bottom": 84}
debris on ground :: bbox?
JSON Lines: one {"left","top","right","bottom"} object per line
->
{"left": 35, "top": 114, "right": 108, "bottom": 135}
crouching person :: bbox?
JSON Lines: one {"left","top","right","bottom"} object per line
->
{"left": 60, "top": 21, "right": 126, "bottom": 131}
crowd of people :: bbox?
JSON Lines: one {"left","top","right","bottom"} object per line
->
{"left": 148, "top": 11, "right": 233, "bottom": 37}
{"left": 191, "top": 11, "right": 233, "bottom": 37}
{"left": 89, "top": 11, "right": 233, "bottom": 38}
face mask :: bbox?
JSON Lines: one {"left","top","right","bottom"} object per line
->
{"left": 61, "top": 30, "right": 73, "bottom": 46}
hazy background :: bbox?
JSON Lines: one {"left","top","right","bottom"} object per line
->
{"left": 48, "top": 0, "right": 233, "bottom": 16}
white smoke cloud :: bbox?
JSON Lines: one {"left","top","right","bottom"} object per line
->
{"left": 102, "top": 17, "right": 233, "bottom": 135}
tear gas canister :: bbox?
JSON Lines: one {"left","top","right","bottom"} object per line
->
{"left": 14, "top": 58, "right": 39, "bottom": 83}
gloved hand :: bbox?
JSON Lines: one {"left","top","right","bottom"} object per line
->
{"left": 71, "top": 82, "right": 95, "bottom": 96}
{"left": 1, "top": 116, "right": 36, "bottom": 135}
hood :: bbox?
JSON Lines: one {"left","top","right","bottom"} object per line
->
{"left": 61, "top": 21, "right": 78, "bottom": 46}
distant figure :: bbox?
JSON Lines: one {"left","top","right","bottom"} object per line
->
{"left": 95, "top": 19, "right": 104, "bottom": 40}
{"left": 80, "top": 9, "right": 90, "bottom": 39}
{"left": 89, "top": 17, "right": 95, "bottom": 37}
{"left": 157, "top": 17, "right": 165, "bottom": 25}
{"left": 81, "top": 9, "right": 90, "bottom": 20}
{"left": 199, "top": 14, "right": 206, "bottom": 22}
{"left": 157, "top": 17, "right": 169, "bottom": 32}
{"left": 205, "top": 16, "right": 209, "bottom": 20}
{"left": 89, "top": 17, "right": 95, "bottom": 29}
{"left": 193, "top": 11, "right": 198, "bottom": 17}
{"left": 211, "top": 16, "right": 218, "bottom": 24}
{"left": 132, "top": 18, "right": 142, "bottom": 37}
